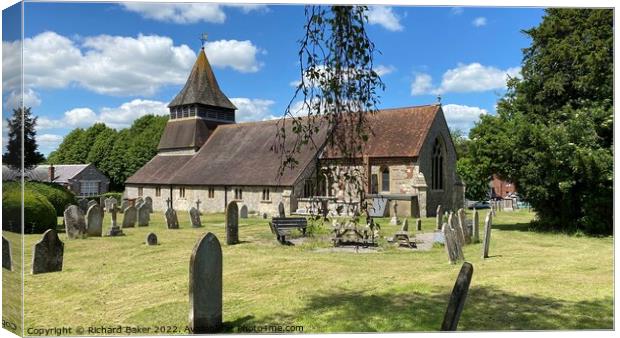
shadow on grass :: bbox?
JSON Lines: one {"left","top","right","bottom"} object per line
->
{"left": 230, "top": 286, "right": 612, "bottom": 332}
{"left": 492, "top": 222, "right": 534, "bottom": 232}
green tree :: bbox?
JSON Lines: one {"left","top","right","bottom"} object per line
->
{"left": 467, "top": 9, "right": 612, "bottom": 234}
{"left": 3, "top": 107, "right": 45, "bottom": 170}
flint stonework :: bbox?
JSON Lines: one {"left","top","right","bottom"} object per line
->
{"left": 165, "top": 208, "right": 180, "bottom": 229}
{"left": 226, "top": 201, "right": 239, "bottom": 245}
{"left": 441, "top": 262, "right": 474, "bottom": 331}
{"left": 2, "top": 236, "right": 12, "bottom": 271}
{"left": 86, "top": 204, "right": 104, "bottom": 237}
{"left": 189, "top": 207, "right": 202, "bottom": 228}
{"left": 189, "top": 232, "right": 223, "bottom": 333}
{"left": 32, "top": 229, "right": 64, "bottom": 274}
{"left": 64, "top": 205, "right": 87, "bottom": 239}
{"left": 123, "top": 206, "right": 137, "bottom": 228}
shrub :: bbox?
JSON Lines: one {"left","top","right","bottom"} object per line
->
{"left": 2, "top": 182, "right": 56, "bottom": 233}
{"left": 100, "top": 191, "right": 122, "bottom": 202}
{"left": 27, "top": 182, "right": 77, "bottom": 216}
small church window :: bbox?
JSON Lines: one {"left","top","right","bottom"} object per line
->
{"left": 208, "top": 187, "right": 215, "bottom": 199}
{"left": 432, "top": 138, "right": 444, "bottom": 190}
{"left": 381, "top": 167, "right": 390, "bottom": 192}
{"left": 138, "top": 187, "right": 143, "bottom": 197}
{"left": 234, "top": 188, "right": 243, "bottom": 200}
{"left": 155, "top": 187, "right": 161, "bottom": 197}
{"left": 179, "top": 187, "right": 186, "bottom": 198}
{"left": 262, "top": 188, "right": 270, "bottom": 201}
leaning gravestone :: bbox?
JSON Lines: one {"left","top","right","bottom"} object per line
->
{"left": 78, "top": 198, "right": 89, "bottom": 213}
{"left": 226, "top": 201, "right": 239, "bottom": 245}
{"left": 472, "top": 209, "right": 480, "bottom": 243}
{"left": 87, "top": 199, "right": 97, "bottom": 209}
{"left": 436, "top": 205, "right": 443, "bottom": 229}
{"left": 64, "top": 205, "right": 87, "bottom": 239}
{"left": 2, "top": 236, "right": 12, "bottom": 271}
{"left": 32, "top": 229, "right": 64, "bottom": 274}
{"left": 165, "top": 208, "right": 180, "bottom": 229}
{"left": 144, "top": 196, "right": 153, "bottom": 213}
{"left": 189, "top": 207, "right": 202, "bottom": 228}
{"left": 146, "top": 233, "right": 158, "bottom": 246}
{"left": 137, "top": 204, "right": 150, "bottom": 227}
{"left": 482, "top": 212, "right": 493, "bottom": 258}
{"left": 86, "top": 204, "right": 104, "bottom": 237}
{"left": 458, "top": 208, "right": 470, "bottom": 244}
{"left": 122, "top": 206, "right": 137, "bottom": 228}
{"left": 239, "top": 205, "right": 248, "bottom": 219}
{"left": 278, "top": 202, "right": 285, "bottom": 218}
{"left": 441, "top": 262, "right": 474, "bottom": 331}
{"left": 442, "top": 223, "right": 458, "bottom": 264}
{"left": 189, "top": 232, "right": 223, "bottom": 333}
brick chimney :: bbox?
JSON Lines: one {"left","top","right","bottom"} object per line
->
{"left": 48, "top": 164, "right": 55, "bottom": 182}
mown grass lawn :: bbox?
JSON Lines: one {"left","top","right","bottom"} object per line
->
{"left": 3, "top": 209, "right": 613, "bottom": 334}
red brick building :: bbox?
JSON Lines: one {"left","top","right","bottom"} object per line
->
{"left": 491, "top": 175, "right": 516, "bottom": 199}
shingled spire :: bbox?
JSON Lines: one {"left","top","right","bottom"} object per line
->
{"left": 158, "top": 47, "right": 237, "bottom": 153}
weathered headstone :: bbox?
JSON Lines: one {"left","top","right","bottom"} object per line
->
{"left": 450, "top": 212, "right": 465, "bottom": 248}
{"left": 458, "top": 208, "right": 470, "bottom": 244}
{"left": 436, "top": 205, "right": 443, "bottom": 229}
{"left": 122, "top": 206, "right": 137, "bottom": 228}
{"left": 105, "top": 197, "right": 118, "bottom": 212}
{"left": 390, "top": 201, "right": 399, "bottom": 225}
{"left": 442, "top": 223, "right": 457, "bottom": 264}
{"left": 189, "top": 232, "right": 223, "bottom": 333}
{"left": 135, "top": 199, "right": 145, "bottom": 210}
{"left": 165, "top": 208, "right": 179, "bottom": 229}
{"left": 64, "top": 205, "right": 87, "bottom": 239}
{"left": 189, "top": 207, "right": 202, "bottom": 228}
{"left": 146, "top": 232, "right": 158, "bottom": 246}
{"left": 262, "top": 212, "right": 268, "bottom": 219}
{"left": 239, "top": 205, "right": 248, "bottom": 219}
{"left": 145, "top": 196, "right": 153, "bottom": 213}
{"left": 225, "top": 201, "right": 239, "bottom": 245}
{"left": 482, "top": 212, "right": 493, "bottom": 258}
{"left": 2, "top": 236, "right": 12, "bottom": 271}
{"left": 137, "top": 204, "right": 150, "bottom": 227}
{"left": 472, "top": 209, "right": 480, "bottom": 243}
{"left": 120, "top": 199, "right": 129, "bottom": 213}
{"left": 106, "top": 206, "right": 124, "bottom": 236}
{"left": 416, "top": 219, "right": 422, "bottom": 231}
{"left": 87, "top": 199, "right": 97, "bottom": 209}
{"left": 78, "top": 198, "right": 88, "bottom": 213}
{"left": 401, "top": 218, "right": 409, "bottom": 232}
{"left": 441, "top": 262, "right": 474, "bottom": 331}
{"left": 278, "top": 201, "right": 285, "bottom": 217}
{"left": 85, "top": 204, "right": 104, "bottom": 237}
{"left": 32, "top": 229, "right": 64, "bottom": 274}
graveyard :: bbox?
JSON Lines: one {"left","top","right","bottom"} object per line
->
{"left": 3, "top": 207, "right": 612, "bottom": 333}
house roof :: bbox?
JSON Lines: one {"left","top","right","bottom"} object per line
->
{"left": 168, "top": 48, "right": 237, "bottom": 110}
{"left": 2, "top": 164, "right": 93, "bottom": 183}
{"left": 322, "top": 104, "right": 441, "bottom": 159}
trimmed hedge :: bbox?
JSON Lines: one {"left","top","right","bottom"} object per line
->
{"left": 28, "top": 182, "right": 77, "bottom": 216}
{"left": 99, "top": 192, "right": 123, "bottom": 202}
{"left": 2, "top": 182, "right": 56, "bottom": 234}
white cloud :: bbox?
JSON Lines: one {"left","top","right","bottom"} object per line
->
{"left": 442, "top": 104, "right": 488, "bottom": 132}
{"left": 3, "top": 88, "right": 42, "bottom": 111}
{"left": 374, "top": 64, "right": 396, "bottom": 77}
{"left": 37, "top": 134, "right": 64, "bottom": 153}
{"left": 3, "top": 31, "right": 263, "bottom": 96}
{"left": 121, "top": 3, "right": 267, "bottom": 24}
{"left": 410, "top": 73, "right": 434, "bottom": 95}
{"left": 472, "top": 17, "right": 487, "bottom": 27}
{"left": 367, "top": 6, "right": 403, "bottom": 32}
{"left": 451, "top": 7, "right": 464, "bottom": 15}
{"left": 204, "top": 40, "right": 263, "bottom": 73}
{"left": 230, "top": 98, "right": 277, "bottom": 122}
{"left": 36, "top": 99, "right": 169, "bottom": 131}
{"left": 410, "top": 63, "right": 520, "bottom": 95}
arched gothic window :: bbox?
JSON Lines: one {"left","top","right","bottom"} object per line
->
{"left": 432, "top": 138, "right": 444, "bottom": 190}
{"left": 381, "top": 167, "right": 390, "bottom": 192}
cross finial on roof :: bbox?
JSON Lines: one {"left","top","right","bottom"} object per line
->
{"left": 436, "top": 94, "right": 442, "bottom": 105}
{"left": 200, "top": 33, "right": 208, "bottom": 49}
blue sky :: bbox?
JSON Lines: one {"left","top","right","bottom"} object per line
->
{"left": 2, "top": 2, "right": 545, "bottom": 155}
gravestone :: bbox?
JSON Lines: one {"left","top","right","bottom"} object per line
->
{"left": 106, "top": 206, "right": 124, "bottom": 236}
{"left": 416, "top": 219, "right": 422, "bottom": 232}
{"left": 137, "top": 204, "right": 150, "bottom": 227}
{"left": 2, "top": 236, "right": 12, "bottom": 271}
{"left": 104, "top": 197, "right": 112, "bottom": 211}
{"left": 450, "top": 212, "right": 465, "bottom": 248}
{"left": 165, "top": 208, "right": 180, "bottom": 229}
{"left": 87, "top": 199, "right": 97, "bottom": 209}
{"left": 278, "top": 202, "right": 285, "bottom": 217}
{"left": 390, "top": 201, "right": 399, "bottom": 225}
{"left": 472, "top": 209, "right": 480, "bottom": 243}
{"left": 262, "top": 213, "right": 268, "bottom": 219}
{"left": 436, "top": 205, "right": 443, "bottom": 229}
{"left": 401, "top": 218, "right": 409, "bottom": 232}
{"left": 239, "top": 205, "right": 248, "bottom": 219}
{"left": 189, "top": 207, "right": 202, "bottom": 228}
{"left": 225, "top": 201, "right": 239, "bottom": 245}
{"left": 105, "top": 197, "right": 118, "bottom": 212}
{"left": 135, "top": 199, "right": 145, "bottom": 210}
{"left": 120, "top": 199, "right": 129, "bottom": 213}
{"left": 458, "top": 208, "right": 470, "bottom": 244}
{"left": 146, "top": 232, "right": 158, "bottom": 246}
{"left": 78, "top": 198, "right": 88, "bottom": 213}
{"left": 441, "top": 262, "right": 474, "bottom": 331}
{"left": 145, "top": 196, "right": 153, "bottom": 213}
{"left": 86, "top": 204, "right": 104, "bottom": 237}
{"left": 100, "top": 196, "right": 106, "bottom": 207}
{"left": 64, "top": 205, "right": 87, "bottom": 239}
{"left": 122, "top": 206, "right": 137, "bottom": 228}
{"left": 482, "top": 212, "right": 493, "bottom": 258}
{"left": 32, "top": 229, "right": 64, "bottom": 274}
{"left": 442, "top": 223, "right": 458, "bottom": 264}
{"left": 189, "top": 232, "right": 223, "bottom": 333}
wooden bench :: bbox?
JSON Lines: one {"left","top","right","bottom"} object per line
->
{"left": 269, "top": 217, "right": 308, "bottom": 244}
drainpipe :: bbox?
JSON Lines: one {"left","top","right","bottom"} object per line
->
{"left": 169, "top": 185, "right": 173, "bottom": 209}
{"left": 224, "top": 186, "right": 228, "bottom": 211}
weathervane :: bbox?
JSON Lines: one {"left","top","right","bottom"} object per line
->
{"left": 200, "top": 33, "right": 208, "bottom": 49}
{"left": 436, "top": 94, "right": 442, "bottom": 105}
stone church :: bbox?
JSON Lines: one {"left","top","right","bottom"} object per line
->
{"left": 125, "top": 47, "right": 464, "bottom": 218}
